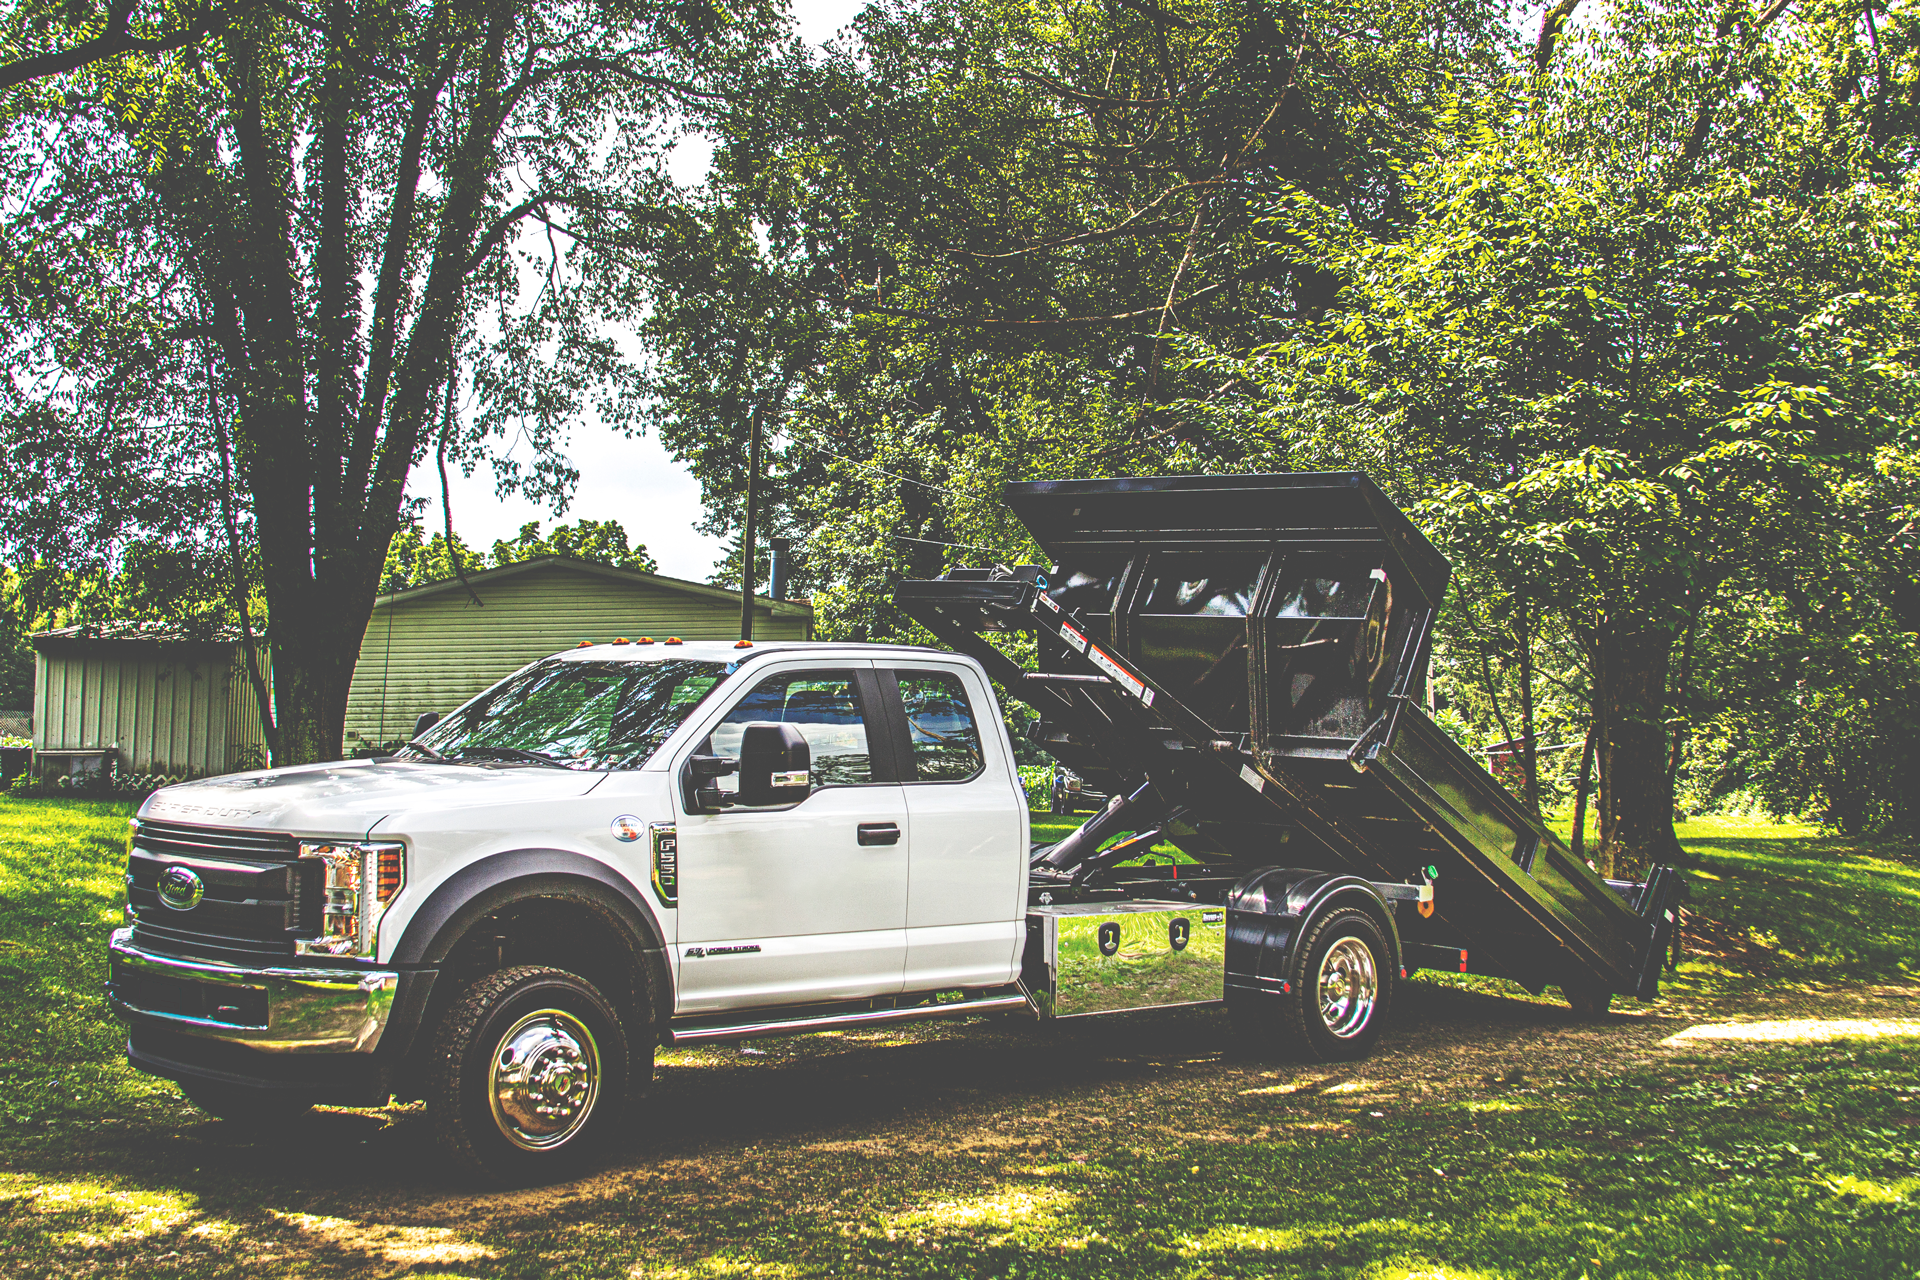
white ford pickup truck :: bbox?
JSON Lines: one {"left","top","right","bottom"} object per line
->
{"left": 115, "top": 638, "right": 1363, "bottom": 1182}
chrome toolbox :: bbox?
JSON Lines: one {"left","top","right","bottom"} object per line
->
{"left": 1021, "top": 901, "right": 1225, "bottom": 1018}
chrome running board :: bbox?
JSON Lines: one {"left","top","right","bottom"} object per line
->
{"left": 670, "top": 993, "right": 1031, "bottom": 1045}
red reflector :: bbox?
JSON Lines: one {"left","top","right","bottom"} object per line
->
{"left": 1400, "top": 968, "right": 1407, "bottom": 979}
{"left": 1280, "top": 981, "right": 1291, "bottom": 994}
{"left": 1458, "top": 949, "right": 1469, "bottom": 973}
{"left": 1171, "top": 865, "right": 1179, "bottom": 878}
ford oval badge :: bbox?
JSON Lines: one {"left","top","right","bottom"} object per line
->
{"left": 157, "top": 865, "right": 204, "bottom": 911}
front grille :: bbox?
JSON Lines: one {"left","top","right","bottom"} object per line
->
{"left": 127, "top": 821, "right": 316, "bottom": 964}
{"left": 135, "top": 820, "right": 299, "bottom": 861}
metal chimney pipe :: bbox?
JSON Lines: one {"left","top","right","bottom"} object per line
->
{"left": 769, "top": 537, "right": 791, "bottom": 601}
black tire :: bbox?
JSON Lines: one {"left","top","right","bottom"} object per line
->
{"left": 426, "top": 965, "right": 633, "bottom": 1186}
{"left": 178, "top": 1079, "right": 313, "bottom": 1127}
{"left": 1230, "top": 906, "right": 1393, "bottom": 1062}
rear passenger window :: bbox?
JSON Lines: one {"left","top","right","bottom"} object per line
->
{"left": 897, "top": 672, "right": 984, "bottom": 782}
{"left": 707, "top": 671, "right": 874, "bottom": 787}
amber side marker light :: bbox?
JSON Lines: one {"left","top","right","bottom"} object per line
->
{"left": 576, "top": 640, "right": 594, "bottom": 648}
{"left": 734, "top": 639, "right": 753, "bottom": 648}
{"left": 376, "top": 847, "right": 404, "bottom": 903}
{"left": 636, "top": 637, "right": 655, "bottom": 644}
{"left": 612, "top": 637, "right": 631, "bottom": 645}
{"left": 664, "top": 637, "right": 683, "bottom": 645}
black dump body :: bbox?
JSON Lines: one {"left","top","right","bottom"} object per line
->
{"left": 896, "top": 472, "right": 1684, "bottom": 1001}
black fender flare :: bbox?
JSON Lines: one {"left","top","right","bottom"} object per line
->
{"left": 1223, "top": 867, "right": 1402, "bottom": 1002}
{"left": 388, "top": 849, "right": 671, "bottom": 1057}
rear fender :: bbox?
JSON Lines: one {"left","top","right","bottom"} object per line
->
{"left": 1225, "top": 868, "right": 1402, "bottom": 1004}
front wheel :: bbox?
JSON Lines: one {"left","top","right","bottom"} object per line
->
{"left": 1230, "top": 906, "right": 1393, "bottom": 1062}
{"left": 427, "top": 965, "right": 631, "bottom": 1185}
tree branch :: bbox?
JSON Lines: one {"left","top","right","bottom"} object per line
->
{"left": 849, "top": 281, "right": 1226, "bottom": 328}
{"left": 1533, "top": 0, "right": 1583, "bottom": 73}
{"left": 0, "top": 0, "right": 237, "bottom": 94}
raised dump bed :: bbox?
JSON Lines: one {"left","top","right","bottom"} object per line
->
{"left": 897, "top": 471, "right": 1683, "bottom": 1009}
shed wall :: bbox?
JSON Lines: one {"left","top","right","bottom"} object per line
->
{"left": 225, "top": 649, "right": 272, "bottom": 772}
{"left": 344, "top": 568, "right": 811, "bottom": 748}
{"left": 32, "top": 645, "right": 237, "bottom": 776}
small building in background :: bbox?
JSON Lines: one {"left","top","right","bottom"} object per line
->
{"left": 345, "top": 557, "right": 813, "bottom": 751}
{"left": 29, "top": 623, "right": 272, "bottom": 780}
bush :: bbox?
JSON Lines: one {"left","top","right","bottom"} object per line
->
{"left": 9, "top": 764, "right": 191, "bottom": 802}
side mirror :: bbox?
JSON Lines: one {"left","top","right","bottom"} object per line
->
{"left": 735, "top": 722, "right": 811, "bottom": 806}
{"left": 414, "top": 711, "right": 441, "bottom": 736}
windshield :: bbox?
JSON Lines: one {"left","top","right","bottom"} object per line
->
{"left": 409, "top": 659, "right": 727, "bottom": 771}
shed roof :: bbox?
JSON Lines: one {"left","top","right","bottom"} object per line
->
{"left": 31, "top": 620, "right": 242, "bottom": 650}
{"left": 374, "top": 556, "right": 813, "bottom": 618}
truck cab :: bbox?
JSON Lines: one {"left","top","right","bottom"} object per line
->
{"left": 109, "top": 641, "right": 1031, "bottom": 1182}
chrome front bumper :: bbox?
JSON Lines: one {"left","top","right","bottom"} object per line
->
{"left": 106, "top": 929, "right": 400, "bottom": 1054}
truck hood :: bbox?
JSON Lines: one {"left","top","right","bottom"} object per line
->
{"left": 138, "top": 759, "right": 604, "bottom": 837}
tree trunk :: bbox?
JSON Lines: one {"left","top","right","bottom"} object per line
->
{"left": 1571, "top": 717, "right": 1596, "bottom": 863}
{"left": 1514, "top": 605, "right": 1540, "bottom": 820}
{"left": 1592, "top": 616, "right": 1675, "bottom": 880}
{"left": 268, "top": 618, "right": 368, "bottom": 764}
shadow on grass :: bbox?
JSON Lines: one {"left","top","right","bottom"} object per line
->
{"left": 3, "top": 981, "right": 1663, "bottom": 1197}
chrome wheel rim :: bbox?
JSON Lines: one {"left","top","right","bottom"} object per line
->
{"left": 1317, "top": 936, "right": 1378, "bottom": 1039}
{"left": 488, "top": 1008, "right": 601, "bottom": 1151}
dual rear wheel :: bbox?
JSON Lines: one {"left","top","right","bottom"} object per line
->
{"left": 1230, "top": 907, "right": 1394, "bottom": 1061}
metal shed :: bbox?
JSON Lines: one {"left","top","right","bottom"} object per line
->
{"left": 30, "top": 623, "right": 272, "bottom": 779}
{"left": 345, "top": 557, "right": 814, "bottom": 751}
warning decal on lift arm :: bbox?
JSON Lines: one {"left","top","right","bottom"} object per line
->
{"left": 1060, "top": 623, "right": 1089, "bottom": 653}
{"left": 1088, "top": 643, "right": 1154, "bottom": 706}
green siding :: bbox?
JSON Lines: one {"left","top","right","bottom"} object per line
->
{"left": 345, "top": 567, "right": 812, "bottom": 748}
{"left": 33, "top": 644, "right": 243, "bottom": 777}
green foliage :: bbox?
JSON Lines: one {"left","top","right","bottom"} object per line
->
{"left": 0, "top": 0, "right": 781, "bottom": 762}
{"left": 379, "top": 517, "right": 660, "bottom": 594}
{"left": 378, "top": 523, "right": 486, "bottom": 595}
{"left": 1190, "top": 0, "right": 1920, "bottom": 853}
{"left": 644, "top": 0, "right": 1511, "bottom": 631}
{"left": 487, "top": 520, "right": 656, "bottom": 575}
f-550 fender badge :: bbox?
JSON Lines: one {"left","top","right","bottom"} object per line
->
{"left": 649, "top": 822, "right": 677, "bottom": 907}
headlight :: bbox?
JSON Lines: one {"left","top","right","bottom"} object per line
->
{"left": 294, "top": 841, "right": 405, "bottom": 959}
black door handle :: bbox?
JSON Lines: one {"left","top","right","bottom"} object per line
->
{"left": 857, "top": 822, "right": 901, "bottom": 846}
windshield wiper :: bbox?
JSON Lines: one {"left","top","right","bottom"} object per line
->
{"left": 403, "top": 738, "right": 450, "bottom": 761}
{"left": 453, "top": 745, "right": 568, "bottom": 768}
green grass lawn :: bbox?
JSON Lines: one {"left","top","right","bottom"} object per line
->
{"left": 2, "top": 795, "right": 1917, "bottom": 1278}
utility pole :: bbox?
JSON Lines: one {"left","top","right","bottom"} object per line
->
{"left": 739, "top": 406, "right": 762, "bottom": 641}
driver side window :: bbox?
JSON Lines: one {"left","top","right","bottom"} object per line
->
{"left": 705, "top": 670, "right": 875, "bottom": 790}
